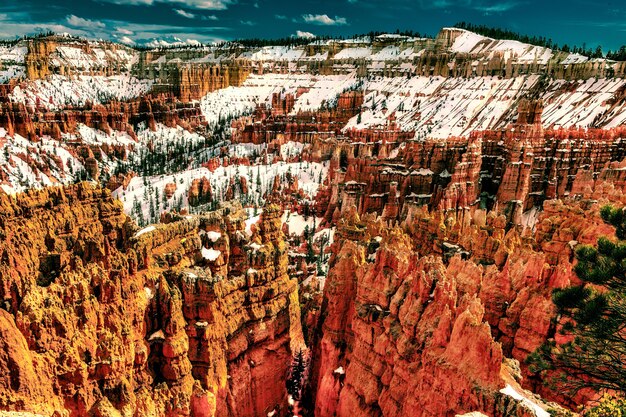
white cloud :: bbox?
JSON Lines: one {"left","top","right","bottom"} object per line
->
{"left": 302, "top": 14, "right": 347, "bottom": 26}
{"left": 66, "top": 15, "right": 106, "bottom": 29}
{"left": 119, "top": 36, "right": 135, "bottom": 44}
{"left": 0, "top": 22, "right": 86, "bottom": 40}
{"left": 474, "top": 1, "right": 522, "bottom": 13}
{"left": 99, "top": 0, "right": 154, "bottom": 5}
{"left": 275, "top": 14, "right": 287, "bottom": 20}
{"left": 240, "top": 20, "right": 255, "bottom": 26}
{"left": 295, "top": 30, "right": 315, "bottom": 39}
{"left": 183, "top": 0, "right": 235, "bottom": 10}
{"left": 109, "top": 21, "right": 227, "bottom": 44}
{"left": 0, "top": 11, "right": 226, "bottom": 45}
{"left": 174, "top": 9, "right": 196, "bottom": 18}
{"left": 99, "top": 0, "right": 236, "bottom": 10}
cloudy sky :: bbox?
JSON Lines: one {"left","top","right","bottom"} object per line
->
{"left": 0, "top": 0, "right": 624, "bottom": 50}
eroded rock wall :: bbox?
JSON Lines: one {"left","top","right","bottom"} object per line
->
{"left": 0, "top": 183, "right": 303, "bottom": 417}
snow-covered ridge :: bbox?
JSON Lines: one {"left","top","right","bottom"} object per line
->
{"left": 112, "top": 160, "right": 327, "bottom": 225}
{"left": 444, "top": 27, "right": 553, "bottom": 63}
{"left": 0, "top": 45, "right": 27, "bottom": 64}
{"left": 0, "top": 121, "right": 205, "bottom": 194}
{"left": 442, "top": 27, "right": 590, "bottom": 66}
{"left": 340, "top": 74, "right": 626, "bottom": 137}
{"left": 0, "top": 37, "right": 137, "bottom": 85}
{"left": 201, "top": 72, "right": 626, "bottom": 139}
{"left": 2, "top": 28, "right": 621, "bottom": 89}
{"left": 2, "top": 71, "right": 625, "bottom": 194}
{"left": 200, "top": 73, "right": 358, "bottom": 126}
{"left": 9, "top": 74, "right": 153, "bottom": 110}
{"left": 0, "top": 44, "right": 27, "bottom": 84}
{"left": 51, "top": 44, "right": 137, "bottom": 71}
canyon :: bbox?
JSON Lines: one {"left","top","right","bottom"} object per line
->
{"left": 0, "top": 26, "right": 625, "bottom": 417}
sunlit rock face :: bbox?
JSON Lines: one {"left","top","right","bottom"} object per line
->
{"left": 0, "top": 183, "right": 303, "bottom": 416}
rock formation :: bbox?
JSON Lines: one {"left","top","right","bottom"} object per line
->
{"left": 0, "top": 183, "right": 304, "bottom": 417}
{"left": 0, "top": 26, "right": 626, "bottom": 417}
{"left": 309, "top": 208, "right": 569, "bottom": 417}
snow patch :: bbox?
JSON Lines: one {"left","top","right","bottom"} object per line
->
{"left": 499, "top": 384, "right": 549, "bottom": 417}
{"left": 201, "top": 247, "right": 221, "bottom": 261}
{"left": 135, "top": 225, "right": 155, "bottom": 237}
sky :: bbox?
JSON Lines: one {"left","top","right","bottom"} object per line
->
{"left": 0, "top": 0, "right": 624, "bottom": 51}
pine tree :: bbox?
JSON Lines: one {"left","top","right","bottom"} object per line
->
{"left": 529, "top": 205, "right": 626, "bottom": 394}
{"left": 149, "top": 198, "right": 156, "bottom": 224}
{"left": 305, "top": 227, "right": 315, "bottom": 263}
{"left": 287, "top": 349, "right": 307, "bottom": 400}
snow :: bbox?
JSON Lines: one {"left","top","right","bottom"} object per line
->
{"left": 370, "top": 46, "right": 415, "bottom": 61}
{"left": 206, "top": 231, "right": 222, "bottom": 242}
{"left": 343, "top": 75, "right": 540, "bottom": 139}
{"left": 0, "top": 66, "right": 25, "bottom": 83}
{"left": 0, "top": 45, "right": 27, "bottom": 63}
{"left": 0, "top": 44, "right": 27, "bottom": 83}
{"left": 244, "top": 46, "right": 305, "bottom": 61}
{"left": 77, "top": 124, "right": 136, "bottom": 147}
{"left": 50, "top": 44, "right": 136, "bottom": 71}
{"left": 144, "top": 287, "right": 154, "bottom": 300}
{"left": 500, "top": 384, "right": 549, "bottom": 417}
{"left": 0, "top": 129, "right": 86, "bottom": 193}
{"left": 10, "top": 74, "right": 153, "bottom": 110}
{"left": 280, "top": 141, "right": 306, "bottom": 160}
{"left": 249, "top": 242, "right": 263, "bottom": 252}
{"left": 282, "top": 211, "right": 322, "bottom": 236}
{"left": 413, "top": 168, "right": 434, "bottom": 176}
{"left": 148, "top": 330, "right": 165, "bottom": 341}
{"left": 334, "top": 47, "right": 372, "bottom": 60}
{"left": 521, "top": 206, "right": 540, "bottom": 230}
{"left": 541, "top": 78, "right": 626, "bottom": 128}
{"left": 561, "top": 53, "right": 588, "bottom": 64}
{"left": 447, "top": 28, "right": 553, "bottom": 64}
{"left": 199, "top": 73, "right": 358, "bottom": 126}
{"left": 449, "top": 29, "right": 488, "bottom": 54}
{"left": 200, "top": 73, "right": 305, "bottom": 126}
{"left": 0, "top": 117, "right": 218, "bottom": 195}
{"left": 134, "top": 225, "right": 156, "bottom": 237}
{"left": 291, "top": 74, "right": 358, "bottom": 113}
{"left": 201, "top": 247, "right": 221, "bottom": 261}
{"left": 115, "top": 160, "right": 327, "bottom": 225}
{"left": 3, "top": 35, "right": 625, "bottom": 200}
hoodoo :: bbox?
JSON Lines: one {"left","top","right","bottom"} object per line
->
{"left": 0, "top": 11, "right": 625, "bottom": 417}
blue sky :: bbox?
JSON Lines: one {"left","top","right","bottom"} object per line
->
{"left": 0, "top": 0, "right": 624, "bottom": 50}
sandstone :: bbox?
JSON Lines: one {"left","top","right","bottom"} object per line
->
{"left": 0, "top": 184, "right": 304, "bottom": 416}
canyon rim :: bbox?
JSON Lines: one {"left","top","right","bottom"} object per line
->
{"left": 0, "top": 1, "right": 626, "bottom": 417}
